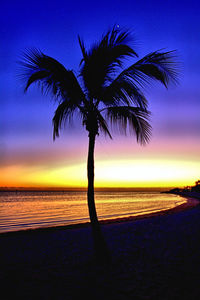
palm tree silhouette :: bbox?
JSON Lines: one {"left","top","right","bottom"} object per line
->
{"left": 20, "top": 27, "right": 178, "bottom": 262}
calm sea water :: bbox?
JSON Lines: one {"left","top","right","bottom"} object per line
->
{"left": 0, "top": 191, "right": 186, "bottom": 233}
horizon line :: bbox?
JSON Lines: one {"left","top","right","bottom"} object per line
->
{"left": 0, "top": 186, "right": 177, "bottom": 191}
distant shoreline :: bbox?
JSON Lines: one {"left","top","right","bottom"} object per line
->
{"left": 163, "top": 190, "right": 200, "bottom": 200}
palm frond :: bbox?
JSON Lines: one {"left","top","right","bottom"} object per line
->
{"left": 20, "top": 48, "right": 86, "bottom": 105}
{"left": 52, "top": 100, "right": 81, "bottom": 140}
{"left": 122, "top": 50, "right": 179, "bottom": 88}
{"left": 78, "top": 35, "right": 87, "bottom": 65}
{"left": 101, "top": 73, "right": 148, "bottom": 109}
{"left": 101, "top": 50, "right": 178, "bottom": 109}
{"left": 79, "top": 26, "right": 138, "bottom": 100}
{"left": 98, "top": 27, "right": 138, "bottom": 63}
{"left": 105, "top": 106, "right": 151, "bottom": 145}
{"left": 96, "top": 110, "right": 112, "bottom": 139}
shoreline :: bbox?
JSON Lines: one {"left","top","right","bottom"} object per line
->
{"left": 1, "top": 194, "right": 199, "bottom": 237}
{"left": 101, "top": 196, "right": 199, "bottom": 224}
{"left": 164, "top": 190, "right": 200, "bottom": 200}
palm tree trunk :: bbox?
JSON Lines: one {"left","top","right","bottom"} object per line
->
{"left": 87, "top": 131, "right": 110, "bottom": 263}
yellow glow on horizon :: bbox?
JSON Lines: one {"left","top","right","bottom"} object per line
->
{"left": 94, "top": 159, "right": 200, "bottom": 187}
{"left": 1, "top": 158, "right": 199, "bottom": 188}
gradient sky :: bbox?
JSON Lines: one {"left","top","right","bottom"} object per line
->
{"left": 1, "top": 0, "right": 200, "bottom": 188}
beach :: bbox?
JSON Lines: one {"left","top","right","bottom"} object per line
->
{"left": 1, "top": 197, "right": 200, "bottom": 300}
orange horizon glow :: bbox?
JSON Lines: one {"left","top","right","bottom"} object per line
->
{"left": 1, "top": 158, "right": 199, "bottom": 189}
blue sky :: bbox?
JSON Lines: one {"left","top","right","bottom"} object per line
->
{"left": 1, "top": 0, "right": 200, "bottom": 187}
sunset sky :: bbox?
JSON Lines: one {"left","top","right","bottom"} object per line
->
{"left": 1, "top": 0, "right": 200, "bottom": 188}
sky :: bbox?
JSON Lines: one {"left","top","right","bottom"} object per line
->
{"left": 0, "top": 0, "right": 200, "bottom": 188}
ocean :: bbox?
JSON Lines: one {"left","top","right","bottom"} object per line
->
{"left": 0, "top": 190, "right": 186, "bottom": 233}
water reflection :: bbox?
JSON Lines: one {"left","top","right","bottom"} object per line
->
{"left": 0, "top": 191, "right": 186, "bottom": 233}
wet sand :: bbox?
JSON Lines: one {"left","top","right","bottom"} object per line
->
{"left": 0, "top": 197, "right": 200, "bottom": 300}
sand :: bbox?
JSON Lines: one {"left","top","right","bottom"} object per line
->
{"left": 0, "top": 197, "right": 200, "bottom": 300}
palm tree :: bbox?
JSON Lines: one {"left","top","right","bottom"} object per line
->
{"left": 20, "top": 27, "right": 178, "bottom": 262}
